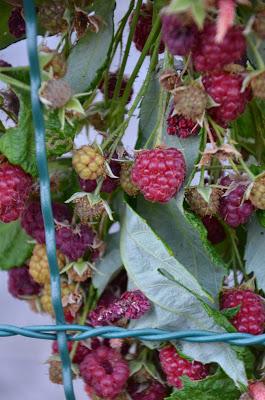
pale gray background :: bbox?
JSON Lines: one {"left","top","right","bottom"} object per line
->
{"left": 0, "top": 0, "right": 149, "bottom": 398}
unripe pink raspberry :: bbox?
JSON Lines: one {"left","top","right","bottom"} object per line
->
{"left": 159, "top": 345, "right": 209, "bottom": 388}
{"left": 0, "top": 162, "right": 32, "bottom": 223}
{"left": 220, "top": 289, "right": 265, "bottom": 335}
{"left": 80, "top": 346, "right": 129, "bottom": 399}
{"left": 131, "top": 147, "right": 186, "bottom": 203}
{"left": 8, "top": 266, "right": 41, "bottom": 298}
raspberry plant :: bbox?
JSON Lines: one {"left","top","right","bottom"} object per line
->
{"left": 1, "top": 0, "right": 265, "bottom": 399}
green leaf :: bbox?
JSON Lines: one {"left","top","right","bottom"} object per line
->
{"left": 137, "top": 72, "right": 161, "bottom": 149}
{"left": 245, "top": 214, "right": 265, "bottom": 291}
{"left": 92, "top": 232, "right": 122, "bottom": 295}
{"left": 122, "top": 203, "right": 247, "bottom": 387}
{"left": 221, "top": 306, "right": 241, "bottom": 320}
{"left": 166, "top": 368, "right": 241, "bottom": 400}
{"left": 63, "top": 0, "right": 115, "bottom": 94}
{"left": 0, "top": 88, "right": 37, "bottom": 176}
{"left": 257, "top": 210, "right": 265, "bottom": 228}
{"left": 0, "top": 221, "right": 33, "bottom": 270}
{"left": 135, "top": 198, "right": 226, "bottom": 298}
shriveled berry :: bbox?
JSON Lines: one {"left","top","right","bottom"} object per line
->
{"left": 73, "top": 145, "right": 105, "bottom": 180}
{"left": 8, "top": 266, "right": 41, "bottom": 298}
{"left": 80, "top": 346, "right": 129, "bottom": 399}
{"left": 131, "top": 147, "right": 186, "bottom": 203}
{"left": 0, "top": 162, "right": 32, "bottom": 223}
{"left": 173, "top": 84, "right": 207, "bottom": 121}
{"left": 38, "top": 0, "right": 68, "bottom": 34}
{"left": 8, "top": 7, "right": 25, "bottom": 38}
{"left": 40, "top": 79, "right": 72, "bottom": 109}
{"left": 202, "top": 216, "right": 226, "bottom": 244}
{"left": 49, "top": 359, "right": 76, "bottom": 385}
{"left": 159, "top": 346, "right": 209, "bottom": 388}
{"left": 21, "top": 201, "right": 72, "bottom": 243}
{"left": 186, "top": 188, "right": 221, "bottom": 217}
{"left": 161, "top": 13, "right": 198, "bottom": 56}
{"left": 167, "top": 111, "right": 200, "bottom": 138}
{"left": 219, "top": 176, "right": 254, "bottom": 228}
{"left": 56, "top": 224, "right": 95, "bottom": 261}
{"left": 29, "top": 244, "right": 66, "bottom": 285}
{"left": 120, "top": 163, "right": 139, "bottom": 196}
{"left": 192, "top": 22, "right": 246, "bottom": 72}
{"left": 203, "top": 72, "right": 251, "bottom": 126}
{"left": 220, "top": 289, "right": 265, "bottom": 335}
{"left": 250, "top": 175, "right": 265, "bottom": 210}
{"left": 131, "top": 4, "right": 164, "bottom": 54}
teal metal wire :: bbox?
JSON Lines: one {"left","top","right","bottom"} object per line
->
{"left": 0, "top": 1, "right": 263, "bottom": 400}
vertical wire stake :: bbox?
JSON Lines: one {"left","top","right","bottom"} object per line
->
{"left": 23, "top": 1, "right": 76, "bottom": 399}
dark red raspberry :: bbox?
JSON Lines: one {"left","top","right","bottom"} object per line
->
{"left": 8, "top": 266, "right": 41, "bottom": 298}
{"left": 99, "top": 71, "right": 133, "bottom": 103}
{"left": 80, "top": 345, "right": 129, "bottom": 399}
{"left": 167, "top": 111, "right": 200, "bottom": 138}
{"left": 161, "top": 14, "right": 198, "bottom": 56}
{"left": 131, "top": 147, "right": 186, "bottom": 203}
{"left": 21, "top": 201, "right": 72, "bottom": 243}
{"left": 8, "top": 8, "right": 26, "bottom": 38}
{"left": 220, "top": 289, "right": 265, "bottom": 335}
{"left": 192, "top": 22, "right": 246, "bottom": 72}
{"left": 56, "top": 224, "right": 95, "bottom": 261}
{"left": 159, "top": 346, "right": 209, "bottom": 389}
{"left": 0, "top": 162, "right": 32, "bottom": 223}
{"left": 0, "top": 60, "right": 12, "bottom": 67}
{"left": 89, "top": 290, "right": 151, "bottom": 326}
{"left": 52, "top": 340, "right": 90, "bottom": 364}
{"left": 131, "top": 4, "right": 164, "bottom": 54}
{"left": 219, "top": 176, "right": 254, "bottom": 228}
{"left": 202, "top": 216, "right": 226, "bottom": 244}
{"left": 202, "top": 72, "right": 251, "bottom": 126}
{"left": 128, "top": 379, "right": 167, "bottom": 400}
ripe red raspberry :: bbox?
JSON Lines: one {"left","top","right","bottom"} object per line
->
{"left": 159, "top": 346, "right": 209, "bottom": 388}
{"left": 56, "top": 224, "right": 95, "bottom": 261}
{"left": 131, "top": 4, "right": 164, "bottom": 54}
{"left": 0, "top": 162, "right": 32, "bottom": 223}
{"left": 99, "top": 71, "right": 133, "bottom": 103}
{"left": 202, "top": 216, "right": 226, "bottom": 244}
{"left": 128, "top": 379, "right": 167, "bottom": 400}
{"left": 220, "top": 289, "right": 265, "bottom": 335}
{"left": 8, "top": 266, "right": 41, "bottom": 298}
{"left": 219, "top": 176, "right": 254, "bottom": 228}
{"left": 202, "top": 72, "right": 251, "bottom": 126}
{"left": 0, "top": 60, "right": 12, "bottom": 67}
{"left": 167, "top": 111, "right": 200, "bottom": 138}
{"left": 131, "top": 148, "right": 186, "bottom": 203}
{"left": 161, "top": 14, "right": 198, "bottom": 56}
{"left": 192, "top": 22, "right": 246, "bottom": 72}
{"left": 8, "top": 7, "right": 26, "bottom": 38}
{"left": 21, "top": 201, "right": 72, "bottom": 243}
{"left": 80, "top": 346, "right": 129, "bottom": 399}
{"left": 52, "top": 340, "right": 90, "bottom": 364}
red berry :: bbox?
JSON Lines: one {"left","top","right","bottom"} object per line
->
{"left": 52, "top": 340, "right": 90, "bottom": 364}
{"left": 167, "top": 111, "right": 200, "bottom": 138}
{"left": 0, "top": 162, "right": 32, "bottom": 223}
{"left": 202, "top": 72, "right": 251, "bottom": 126}
{"left": 202, "top": 216, "right": 226, "bottom": 244}
{"left": 8, "top": 266, "right": 41, "bottom": 298}
{"left": 131, "top": 4, "right": 164, "bottom": 54}
{"left": 161, "top": 14, "right": 198, "bottom": 56}
{"left": 159, "top": 346, "right": 209, "bottom": 388}
{"left": 219, "top": 176, "right": 254, "bottom": 228}
{"left": 56, "top": 224, "right": 95, "bottom": 261}
{"left": 99, "top": 71, "right": 133, "bottom": 103}
{"left": 8, "top": 7, "right": 26, "bottom": 38}
{"left": 21, "top": 201, "right": 72, "bottom": 243}
{"left": 80, "top": 345, "right": 129, "bottom": 399}
{"left": 220, "top": 289, "right": 265, "bottom": 335}
{"left": 128, "top": 379, "right": 167, "bottom": 400}
{"left": 131, "top": 147, "right": 186, "bottom": 203}
{"left": 192, "top": 22, "right": 246, "bottom": 72}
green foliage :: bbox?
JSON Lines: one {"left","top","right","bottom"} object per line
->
{"left": 64, "top": 0, "right": 115, "bottom": 94}
{"left": 0, "top": 221, "right": 33, "bottom": 270}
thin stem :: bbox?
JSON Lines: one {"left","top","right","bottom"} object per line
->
{"left": 238, "top": 157, "right": 255, "bottom": 180}
{"left": 112, "top": 0, "right": 143, "bottom": 102}
{"left": 229, "top": 228, "right": 244, "bottom": 272}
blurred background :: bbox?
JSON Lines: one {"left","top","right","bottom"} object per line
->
{"left": 0, "top": 0, "right": 150, "bottom": 398}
